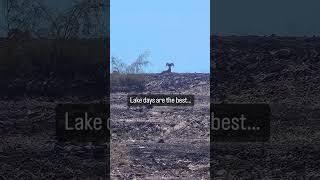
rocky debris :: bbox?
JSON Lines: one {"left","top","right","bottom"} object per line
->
{"left": 211, "top": 36, "right": 320, "bottom": 104}
{"left": 0, "top": 71, "right": 210, "bottom": 179}
{"left": 111, "top": 74, "right": 210, "bottom": 179}
{"left": 211, "top": 36, "right": 320, "bottom": 179}
{"left": 111, "top": 73, "right": 209, "bottom": 93}
{"left": 126, "top": 142, "right": 209, "bottom": 179}
{"left": 145, "top": 73, "right": 209, "bottom": 92}
{"left": 0, "top": 98, "right": 109, "bottom": 179}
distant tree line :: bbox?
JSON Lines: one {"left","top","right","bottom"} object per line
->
{"left": 1, "top": 0, "right": 109, "bottom": 39}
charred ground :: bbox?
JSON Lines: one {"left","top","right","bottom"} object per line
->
{"left": 2, "top": 35, "right": 320, "bottom": 179}
{"left": 111, "top": 73, "right": 210, "bottom": 179}
{"left": 0, "top": 39, "right": 109, "bottom": 179}
{"left": 211, "top": 36, "right": 320, "bottom": 179}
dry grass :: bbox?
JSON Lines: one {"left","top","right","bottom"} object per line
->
{"left": 111, "top": 73, "right": 147, "bottom": 92}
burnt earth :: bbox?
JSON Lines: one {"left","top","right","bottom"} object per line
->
{"left": 111, "top": 73, "right": 210, "bottom": 179}
{"left": 211, "top": 36, "right": 320, "bottom": 179}
{"left": 0, "top": 97, "right": 109, "bottom": 179}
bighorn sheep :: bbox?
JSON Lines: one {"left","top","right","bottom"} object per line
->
{"left": 161, "top": 63, "right": 174, "bottom": 74}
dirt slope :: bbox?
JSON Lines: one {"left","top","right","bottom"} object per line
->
{"left": 111, "top": 73, "right": 210, "bottom": 179}
{"left": 211, "top": 36, "right": 320, "bottom": 179}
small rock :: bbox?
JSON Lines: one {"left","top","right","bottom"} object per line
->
{"left": 216, "top": 169, "right": 227, "bottom": 176}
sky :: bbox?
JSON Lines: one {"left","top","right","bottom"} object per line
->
{"left": 111, "top": 0, "right": 210, "bottom": 73}
{"left": 212, "top": 0, "right": 320, "bottom": 36}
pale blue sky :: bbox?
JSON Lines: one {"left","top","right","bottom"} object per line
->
{"left": 111, "top": 0, "right": 210, "bottom": 73}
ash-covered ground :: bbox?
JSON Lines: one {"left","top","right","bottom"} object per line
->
{"left": 211, "top": 36, "right": 320, "bottom": 179}
{"left": 3, "top": 35, "right": 320, "bottom": 179}
{"left": 0, "top": 97, "right": 109, "bottom": 179}
{"left": 111, "top": 73, "right": 210, "bottom": 179}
